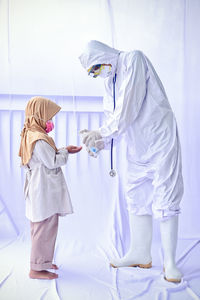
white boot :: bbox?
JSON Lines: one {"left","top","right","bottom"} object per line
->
{"left": 110, "top": 215, "right": 152, "bottom": 268}
{"left": 160, "top": 215, "right": 182, "bottom": 282}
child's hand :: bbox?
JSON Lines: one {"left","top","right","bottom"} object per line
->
{"left": 66, "top": 145, "right": 82, "bottom": 154}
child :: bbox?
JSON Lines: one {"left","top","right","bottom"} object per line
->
{"left": 19, "top": 96, "right": 82, "bottom": 280}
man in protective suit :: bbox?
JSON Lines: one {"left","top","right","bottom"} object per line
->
{"left": 79, "top": 40, "right": 184, "bottom": 283}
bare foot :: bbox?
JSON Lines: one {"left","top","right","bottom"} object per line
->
{"left": 51, "top": 264, "right": 59, "bottom": 270}
{"left": 29, "top": 270, "right": 58, "bottom": 280}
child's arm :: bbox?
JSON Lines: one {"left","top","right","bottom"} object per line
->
{"left": 34, "top": 140, "right": 69, "bottom": 169}
{"left": 66, "top": 145, "right": 82, "bottom": 153}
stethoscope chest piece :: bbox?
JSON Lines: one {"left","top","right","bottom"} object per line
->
{"left": 109, "top": 169, "right": 116, "bottom": 177}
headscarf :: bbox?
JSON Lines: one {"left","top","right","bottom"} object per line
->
{"left": 19, "top": 96, "right": 61, "bottom": 165}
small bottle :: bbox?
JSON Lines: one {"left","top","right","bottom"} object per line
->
{"left": 90, "top": 147, "right": 99, "bottom": 157}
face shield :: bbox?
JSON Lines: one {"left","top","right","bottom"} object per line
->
{"left": 87, "top": 64, "right": 112, "bottom": 78}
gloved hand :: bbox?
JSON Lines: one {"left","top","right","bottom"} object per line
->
{"left": 80, "top": 129, "right": 101, "bottom": 146}
{"left": 79, "top": 129, "right": 105, "bottom": 157}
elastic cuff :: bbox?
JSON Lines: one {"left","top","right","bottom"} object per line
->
{"left": 30, "top": 262, "right": 52, "bottom": 271}
{"left": 99, "top": 128, "right": 112, "bottom": 145}
{"left": 58, "top": 148, "right": 68, "bottom": 154}
{"left": 153, "top": 209, "right": 181, "bottom": 220}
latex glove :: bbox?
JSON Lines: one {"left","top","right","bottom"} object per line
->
{"left": 80, "top": 129, "right": 102, "bottom": 147}
{"left": 86, "top": 139, "right": 105, "bottom": 157}
{"left": 80, "top": 129, "right": 104, "bottom": 157}
{"left": 94, "top": 139, "right": 105, "bottom": 151}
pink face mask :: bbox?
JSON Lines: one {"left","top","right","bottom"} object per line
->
{"left": 45, "top": 120, "right": 54, "bottom": 133}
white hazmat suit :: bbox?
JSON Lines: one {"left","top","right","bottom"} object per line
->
{"left": 79, "top": 40, "right": 184, "bottom": 282}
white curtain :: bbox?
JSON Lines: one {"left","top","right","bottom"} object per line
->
{"left": 0, "top": 1, "right": 200, "bottom": 299}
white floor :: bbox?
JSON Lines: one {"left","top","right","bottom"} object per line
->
{"left": 0, "top": 234, "right": 200, "bottom": 300}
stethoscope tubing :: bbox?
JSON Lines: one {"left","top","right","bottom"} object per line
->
{"left": 110, "top": 73, "right": 117, "bottom": 176}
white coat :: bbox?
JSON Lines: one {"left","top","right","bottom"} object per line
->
{"left": 24, "top": 140, "right": 73, "bottom": 222}
{"left": 79, "top": 41, "right": 184, "bottom": 219}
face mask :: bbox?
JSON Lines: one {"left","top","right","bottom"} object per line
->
{"left": 98, "top": 65, "right": 112, "bottom": 78}
{"left": 45, "top": 120, "right": 54, "bottom": 133}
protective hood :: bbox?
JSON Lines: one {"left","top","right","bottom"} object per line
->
{"left": 79, "top": 40, "right": 120, "bottom": 76}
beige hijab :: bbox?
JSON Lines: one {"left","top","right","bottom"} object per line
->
{"left": 19, "top": 96, "right": 61, "bottom": 165}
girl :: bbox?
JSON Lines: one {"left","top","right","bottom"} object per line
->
{"left": 19, "top": 96, "right": 82, "bottom": 280}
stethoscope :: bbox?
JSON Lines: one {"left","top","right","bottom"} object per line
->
{"left": 109, "top": 73, "right": 117, "bottom": 177}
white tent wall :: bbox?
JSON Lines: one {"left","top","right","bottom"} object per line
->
{"left": 0, "top": 0, "right": 183, "bottom": 99}
{"left": 0, "top": 0, "right": 200, "bottom": 299}
{"left": 0, "top": 0, "right": 112, "bottom": 96}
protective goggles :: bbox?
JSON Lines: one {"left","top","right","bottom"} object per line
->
{"left": 87, "top": 64, "right": 103, "bottom": 78}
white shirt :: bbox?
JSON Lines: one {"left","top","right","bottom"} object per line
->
{"left": 24, "top": 140, "right": 73, "bottom": 222}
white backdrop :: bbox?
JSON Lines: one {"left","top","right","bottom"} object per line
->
{"left": 1, "top": 1, "right": 200, "bottom": 299}
{"left": 0, "top": 0, "right": 199, "bottom": 238}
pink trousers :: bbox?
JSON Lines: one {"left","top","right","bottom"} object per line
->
{"left": 30, "top": 214, "right": 58, "bottom": 271}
